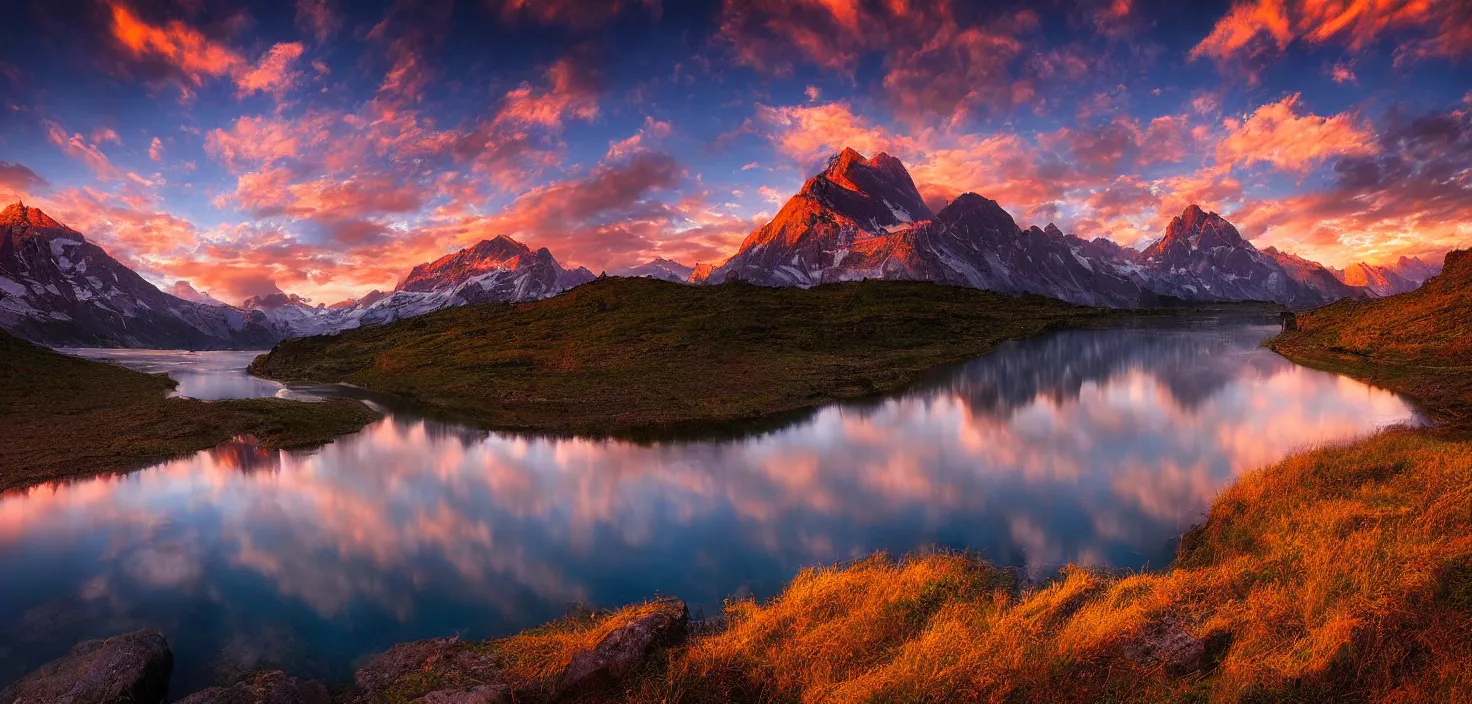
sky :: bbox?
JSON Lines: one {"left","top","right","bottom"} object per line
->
{"left": 0, "top": 0, "right": 1469, "bottom": 306}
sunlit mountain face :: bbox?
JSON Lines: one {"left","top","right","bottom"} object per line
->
{"left": 0, "top": 0, "right": 1467, "bottom": 307}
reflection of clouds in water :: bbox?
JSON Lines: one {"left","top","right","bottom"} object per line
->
{"left": 0, "top": 321, "right": 1420, "bottom": 689}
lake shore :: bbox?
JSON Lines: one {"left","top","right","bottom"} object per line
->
{"left": 0, "top": 331, "right": 382, "bottom": 493}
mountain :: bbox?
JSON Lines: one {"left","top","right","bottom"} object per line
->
{"left": 0, "top": 203, "right": 279, "bottom": 349}
{"left": 618, "top": 257, "right": 694, "bottom": 283}
{"left": 1337, "top": 262, "right": 1415, "bottom": 297}
{"left": 1259, "top": 247, "right": 1364, "bottom": 303}
{"left": 252, "top": 235, "right": 599, "bottom": 336}
{"left": 0, "top": 203, "right": 599, "bottom": 348}
{"left": 1392, "top": 255, "right": 1441, "bottom": 283}
{"left": 170, "top": 280, "right": 228, "bottom": 307}
{"left": 1130, "top": 205, "right": 1351, "bottom": 307}
{"left": 688, "top": 262, "right": 716, "bottom": 284}
{"left": 241, "top": 292, "right": 345, "bottom": 338}
{"left": 397, "top": 234, "right": 594, "bottom": 301}
{"left": 1331, "top": 257, "right": 1443, "bottom": 297}
{"left": 701, "top": 148, "right": 1155, "bottom": 306}
{"left": 698, "top": 150, "right": 1362, "bottom": 308}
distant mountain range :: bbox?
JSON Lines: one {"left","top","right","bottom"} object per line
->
{"left": 0, "top": 148, "right": 1448, "bottom": 348}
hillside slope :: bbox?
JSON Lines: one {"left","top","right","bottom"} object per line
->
{"left": 250, "top": 277, "right": 1111, "bottom": 435}
{"left": 1270, "top": 248, "right": 1472, "bottom": 425}
{"left": 0, "top": 330, "right": 381, "bottom": 491}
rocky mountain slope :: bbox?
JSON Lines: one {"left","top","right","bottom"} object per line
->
{"left": 700, "top": 149, "right": 1368, "bottom": 308}
{"left": 0, "top": 203, "right": 598, "bottom": 347}
{"left": 0, "top": 203, "right": 280, "bottom": 349}
{"left": 1332, "top": 256, "right": 1442, "bottom": 297}
{"left": 617, "top": 257, "right": 694, "bottom": 283}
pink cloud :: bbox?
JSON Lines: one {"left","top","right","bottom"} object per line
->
{"left": 1215, "top": 93, "right": 1377, "bottom": 174}
{"left": 44, "top": 120, "right": 121, "bottom": 180}
{"left": 107, "top": 2, "right": 308, "bottom": 100}
{"left": 1191, "top": 0, "right": 1472, "bottom": 77}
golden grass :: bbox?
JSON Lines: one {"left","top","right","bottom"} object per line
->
{"left": 480, "top": 430, "right": 1471, "bottom": 704}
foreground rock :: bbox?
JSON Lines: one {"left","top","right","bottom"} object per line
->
{"left": 0, "top": 630, "right": 173, "bottom": 704}
{"left": 174, "top": 670, "right": 329, "bottom": 704}
{"left": 557, "top": 597, "right": 689, "bottom": 698}
{"left": 350, "top": 598, "right": 689, "bottom": 703}
{"left": 351, "top": 637, "right": 508, "bottom": 703}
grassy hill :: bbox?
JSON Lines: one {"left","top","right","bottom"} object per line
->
{"left": 1270, "top": 248, "right": 1472, "bottom": 425}
{"left": 249, "top": 277, "right": 1113, "bottom": 436}
{"left": 0, "top": 330, "right": 381, "bottom": 491}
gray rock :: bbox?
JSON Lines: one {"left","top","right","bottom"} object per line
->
{"left": 351, "top": 637, "right": 505, "bottom": 704}
{"left": 557, "top": 597, "right": 689, "bottom": 697}
{"left": 174, "top": 670, "right": 328, "bottom": 704}
{"left": 0, "top": 629, "right": 173, "bottom": 704}
{"left": 1124, "top": 614, "right": 1229, "bottom": 677}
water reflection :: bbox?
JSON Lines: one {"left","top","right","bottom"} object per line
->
{"left": 5, "top": 320, "right": 1417, "bottom": 695}
{"left": 62, "top": 348, "right": 286, "bottom": 400}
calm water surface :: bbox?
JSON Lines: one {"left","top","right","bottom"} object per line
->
{"left": 2, "top": 319, "right": 1419, "bottom": 695}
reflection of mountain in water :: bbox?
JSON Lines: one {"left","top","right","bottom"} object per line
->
{"left": 917, "top": 320, "right": 1288, "bottom": 420}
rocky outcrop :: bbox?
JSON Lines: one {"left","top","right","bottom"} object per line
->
{"left": 0, "top": 629, "right": 173, "bottom": 704}
{"left": 348, "top": 598, "right": 689, "bottom": 703}
{"left": 174, "top": 670, "right": 329, "bottom": 704}
{"left": 1119, "top": 614, "right": 1230, "bottom": 677}
{"left": 558, "top": 597, "right": 689, "bottom": 697}
{"left": 350, "top": 637, "right": 508, "bottom": 704}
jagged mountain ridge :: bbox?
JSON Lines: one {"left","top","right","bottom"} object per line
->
{"left": 617, "top": 258, "right": 694, "bottom": 283}
{"left": 0, "top": 203, "right": 599, "bottom": 347}
{"left": 1332, "top": 256, "right": 1443, "bottom": 297}
{"left": 0, "top": 203, "right": 280, "bottom": 349}
{"left": 699, "top": 149, "right": 1390, "bottom": 308}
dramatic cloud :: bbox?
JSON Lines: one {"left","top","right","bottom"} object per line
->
{"left": 720, "top": 0, "right": 1044, "bottom": 123}
{"left": 1191, "top": 0, "right": 1472, "bottom": 76}
{"left": 1215, "top": 93, "right": 1377, "bottom": 174}
{"left": 44, "top": 120, "right": 121, "bottom": 180}
{"left": 1240, "top": 105, "right": 1472, "bottom": 266}
{"left": 497, "top": 47, "right": 604, "bottom": 128}
{"left": 106, "top": 2, "right": 308, "bottom": 100}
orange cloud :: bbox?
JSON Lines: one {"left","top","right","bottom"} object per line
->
{"left": 234, "top": 42, "right": 306, "bottom": 98}
{"left": 43, "top": 120, "right": 120, "bottom": 180}
{"left": 107, "top": 1, "right": 307, "bottom": 100}
{"left": 1191, "top": 0, "right": 1472, "bottom": 74}
{"left": 720, "top": 0, "right": 1043, "bottom": 123}
{"left": 1235, "top": 106, "right": 1472, "bottom": 267}
{"left": 496, "top": 49, "right": 604, "bottom": 129}
{"left": 1215, "top": 93, "right": 1377, "bottom": 173}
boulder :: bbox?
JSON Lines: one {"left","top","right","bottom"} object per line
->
{"left": 557, "top": 597, "right": 689, "bottom": 697}
{"left": 1123, "top": 614, "right": 1230, "bottom": 677}
{"left": 0, "top": 630, "right": 173, "bottom": 704}
{"left": 350, "top": 637, "right": 506, "bottom": 704}
{"left": 174, "top": 670, "right": 329, "bottom": 704}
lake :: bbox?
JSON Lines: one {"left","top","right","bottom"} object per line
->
{"left": 0, "top": 318, "right": 1420, "bottom": 695}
